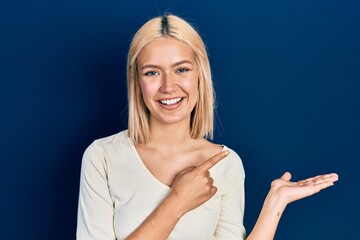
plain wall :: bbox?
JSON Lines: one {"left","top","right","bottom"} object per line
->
{"left": 1, "top": 0, "right": 359, "bottom": 239}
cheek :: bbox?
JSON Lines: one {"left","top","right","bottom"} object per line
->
{"left": 181, "top": 75, "right": 199, "bottom": 95}
{"left": 139, "top": 80, "right": 156, "bottom": 99}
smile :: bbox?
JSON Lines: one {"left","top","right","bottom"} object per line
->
{"left": 159, "top": 97, "right": 183, "bottom": 105}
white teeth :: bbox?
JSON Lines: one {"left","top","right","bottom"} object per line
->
{"left": 159, "top": 97, "right": 182, "bottom": 105}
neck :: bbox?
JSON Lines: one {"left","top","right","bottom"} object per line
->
{"left": 146, "top": 116, "right": 194, "bottom": 151}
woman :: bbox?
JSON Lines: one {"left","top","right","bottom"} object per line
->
{"left": 77, "top": 14, "right": 338, "bottom": 239}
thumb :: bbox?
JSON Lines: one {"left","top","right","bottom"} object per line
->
{"left": 281, "top": 172, "right": 292, "bottom": 181}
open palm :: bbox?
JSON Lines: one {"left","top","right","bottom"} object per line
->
{"left": 270, "top": 172, "right": 339, "bottom": 204}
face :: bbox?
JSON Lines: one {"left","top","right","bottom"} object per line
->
{"left": 137, "top": 37, "right": 199, "bottom": 126}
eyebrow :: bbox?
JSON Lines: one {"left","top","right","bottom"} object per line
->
{"left": 140, "top": 60, "right": 193, "bottom": 71}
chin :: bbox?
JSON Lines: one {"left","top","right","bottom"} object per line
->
{"left": 156, "top": 114, "right": 191, "bottom": 125}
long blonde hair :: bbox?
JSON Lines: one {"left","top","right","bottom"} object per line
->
{"left": 127, "top": 14, "right": 215, "bottom": 144}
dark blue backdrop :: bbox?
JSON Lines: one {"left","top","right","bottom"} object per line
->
{"left": 1, "top": 0, "right": 359, "bottom": 239}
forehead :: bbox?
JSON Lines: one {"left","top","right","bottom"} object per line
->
{"left": 137, "top": 37, "right": 194, "bottom": 66}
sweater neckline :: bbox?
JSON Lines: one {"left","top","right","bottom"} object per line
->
{"left": 126, "top": 134, "right": 172, "bottom": 191}
{"left": 124, "top": 131, "right": 228, "bottom": 191}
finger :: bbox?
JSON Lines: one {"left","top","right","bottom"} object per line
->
{"left": 299, "top": 173, "right": 339, "bottom": 184}
{"left": 297, "top": 179, "right": 332, "bottom": 187}
{"left": 179, "top": 166, "right": 196, "bottom": 175}
{"left": 295, "top": 181, "right": 335, "bottom": 197}
{"left": 316, "top": 173, "right": 339, "bottom": 179}
{"left": 204, "top": 171, "right": 211, "bottom": 180}
{"left": 313, "top": 175, "right": 339, "bottom": 185}
{"left": 313, "top": 181, "right": 335, "bottom": 192}
{"left": 311, "top": 179, "right": 333, "bottom": 186}
{"left": 280, "top": 172, "right": 292, "bottom": 181}
{"left": 210, "top": 186, "right": 217, "bottom": 196}
{"left": 208, "top": 177, "right": 214, "bottom": 186}
{"left": 317, "top": 173, "right": 339, "bottom": 181}
{"left": 198, "top": 150, "right": 229, "bottom": 172}
{"left": 298, "top": 174, "right": 339, "bottom": 187}
{"left": 310, "top": 175, "right": 335, "bottom": 182}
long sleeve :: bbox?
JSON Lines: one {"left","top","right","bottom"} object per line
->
{"left": 214, "top": 151, "right": 246, "bottom": 239}
{"left": 76, "top": 141, "right": 116, "bottom": 240}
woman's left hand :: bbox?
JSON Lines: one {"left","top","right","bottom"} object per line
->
{"left": 269, "top": 172, "right": 339, "bottom": 205}
{"left": 247, "top": 172, "right": 339, "bottom": 240}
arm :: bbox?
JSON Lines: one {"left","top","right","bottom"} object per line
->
{"left": 247, "top": 172, "right": 339, "bottom": 240}
{"left": 214, "top": 153, "right": 246, "bottom": 239}
{"left": 126, "top": 151, "right": 230, "bottom": 240}
{"left": 124, "top": 190, "right": 186, "bottom": 240}
{"left": 77, "top": 142, "right": 116, "bottom": 240}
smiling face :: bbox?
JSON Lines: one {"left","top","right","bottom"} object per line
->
{"left": 137, "top": 37, "right": 199, "bottom": 127}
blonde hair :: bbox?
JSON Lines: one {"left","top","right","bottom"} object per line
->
{"left": 127, "top": 14, "right": 215, "bottom": 144}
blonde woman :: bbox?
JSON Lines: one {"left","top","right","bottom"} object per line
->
{"left": 77, "top": 14, "right": 338, "bottom": 240}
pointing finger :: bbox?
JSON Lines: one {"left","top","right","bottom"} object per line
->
{"left": 198, "top": 150, "right": 229, "bottom": 172}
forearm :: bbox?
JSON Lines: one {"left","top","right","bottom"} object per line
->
{"left": 247, "top": 192, "right": 287, "bottom": 240}
{"left": 126, "top": 193, "right": 185, "bottom": 240}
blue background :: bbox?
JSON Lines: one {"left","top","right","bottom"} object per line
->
{"left": 1, "top": 0, "right": 359, "bottom": 239}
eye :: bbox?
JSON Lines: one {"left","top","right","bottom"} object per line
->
{"left": 176, "top": 68, "right": 189, "bottom": 73}
{"left": 144, "top": 71, "right": 158, "bottom": 76}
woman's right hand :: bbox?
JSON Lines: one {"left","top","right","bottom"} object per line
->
{"left": 168, "top": 150, "right": 230, "bottom": 215}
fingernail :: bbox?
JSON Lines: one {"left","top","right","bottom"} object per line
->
{"left": 224, "top": 150, "right": 230, "bottom": 156}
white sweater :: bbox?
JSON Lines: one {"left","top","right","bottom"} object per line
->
{"left": 77, "top": 130, "right": 246, "bottom": 239}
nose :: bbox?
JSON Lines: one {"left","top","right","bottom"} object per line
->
{"left": 160, "top": 72, "right": 177, "bottom": 93}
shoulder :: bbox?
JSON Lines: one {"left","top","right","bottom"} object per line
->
{"left": 211, "top": 142, "right": 245, "bottom": 178}
{"left": 82, "top": 130, "right": 130, "bottom": 164}
{"left": 201, "top": 139, "right": 244, "bottom": 174}
{"left": 200, "top": 139, "right": 243, "bottom": 164}
{"left": 223, "top": 146, "right": 245, "bottom": 176}
{"left": 197, "top": 139, "right": 224, "bottom": 160}
{"left": 84, "top": 130, "right": 129, "bottom": 153}
{"left": 199, "top": 139, "right": 245, "bottom": 176}
{"left": 205, "top": 143, "right": 245, "bottom": 196}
